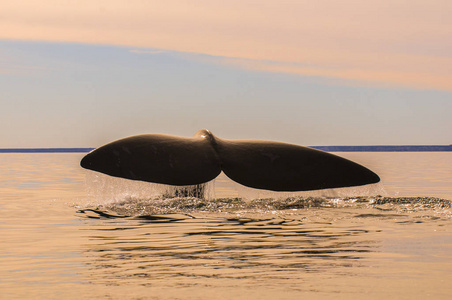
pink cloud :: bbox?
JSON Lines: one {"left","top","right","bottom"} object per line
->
{"left": 1, "top": 0, "right": 450, "bottom": 90}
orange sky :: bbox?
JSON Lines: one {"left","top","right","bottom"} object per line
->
{"left": 1, "top": 0, "right": 451, "bottom": 90}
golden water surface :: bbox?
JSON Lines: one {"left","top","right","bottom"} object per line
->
{"left": 0, "top": 153, "right": 451, "bottom": 299}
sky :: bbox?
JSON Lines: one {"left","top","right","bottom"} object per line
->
{"left": 0, "top": 0, "right": 451, "bottom": 147}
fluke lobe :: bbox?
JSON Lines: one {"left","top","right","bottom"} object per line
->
{"left": 81, "top": 129, "right": 380, "bottom": 191}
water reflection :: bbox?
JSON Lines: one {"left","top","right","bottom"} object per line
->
{"left": 77, "top": 210, "right": 378, "bottom": 289}
{"left": 2, "top": 153, "right": 451, "bottom": 299}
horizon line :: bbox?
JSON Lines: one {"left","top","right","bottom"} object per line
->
{"left": 0, "top": 145, "right": 451, "bottom": 153}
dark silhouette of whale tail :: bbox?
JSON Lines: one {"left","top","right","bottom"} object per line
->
{"left": 81, "top": 129, "right": 380, "bottom": 192}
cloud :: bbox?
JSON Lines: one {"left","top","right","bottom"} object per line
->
{"left": 186, "top": 53, "right": 452, "bottom": 91}
{"left": 239, "top": 58, "right": 452, "bottom": 91}
{"left": 1, "top": 0, "right": 451, "bottom": 90}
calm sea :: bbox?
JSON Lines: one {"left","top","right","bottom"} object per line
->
{"left": 0, "top": 152, "right": 451, "bottom": 299}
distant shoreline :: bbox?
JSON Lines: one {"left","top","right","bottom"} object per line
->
{"left": 0, "top": 145, "right": 451, "bottom": 153}
{"left": 0, "top": 148, "right": 94, "bottom": 153}
{"left": 312, "top": 145, "right": 452, "bottom": 152}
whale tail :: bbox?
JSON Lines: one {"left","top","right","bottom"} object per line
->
{"left": 81, "top": 129, "right": 380, "bottom": 194}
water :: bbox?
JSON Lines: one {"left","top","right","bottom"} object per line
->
{"left": 0, "top": 152, "right": 451, "bottom": 299}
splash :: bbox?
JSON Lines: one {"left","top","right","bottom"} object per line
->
{"left": 78, "top": 193, "right": 452, "bottom": 221}
{"left": 83, "top": 170, "right": 385, "bottom": 204}
{"left": 81, "top": 170, "right": 451, "bottom": 221}
{"left": 83, "top": 170, "right": 216, "bottom": 205}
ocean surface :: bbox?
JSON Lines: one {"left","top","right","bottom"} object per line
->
{"left": 0, "top": 152, "right": 451, "bottom": 299}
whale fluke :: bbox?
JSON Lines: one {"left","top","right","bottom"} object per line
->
{"left": 81, "top": 129, "right": 380, "bottom": 192}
